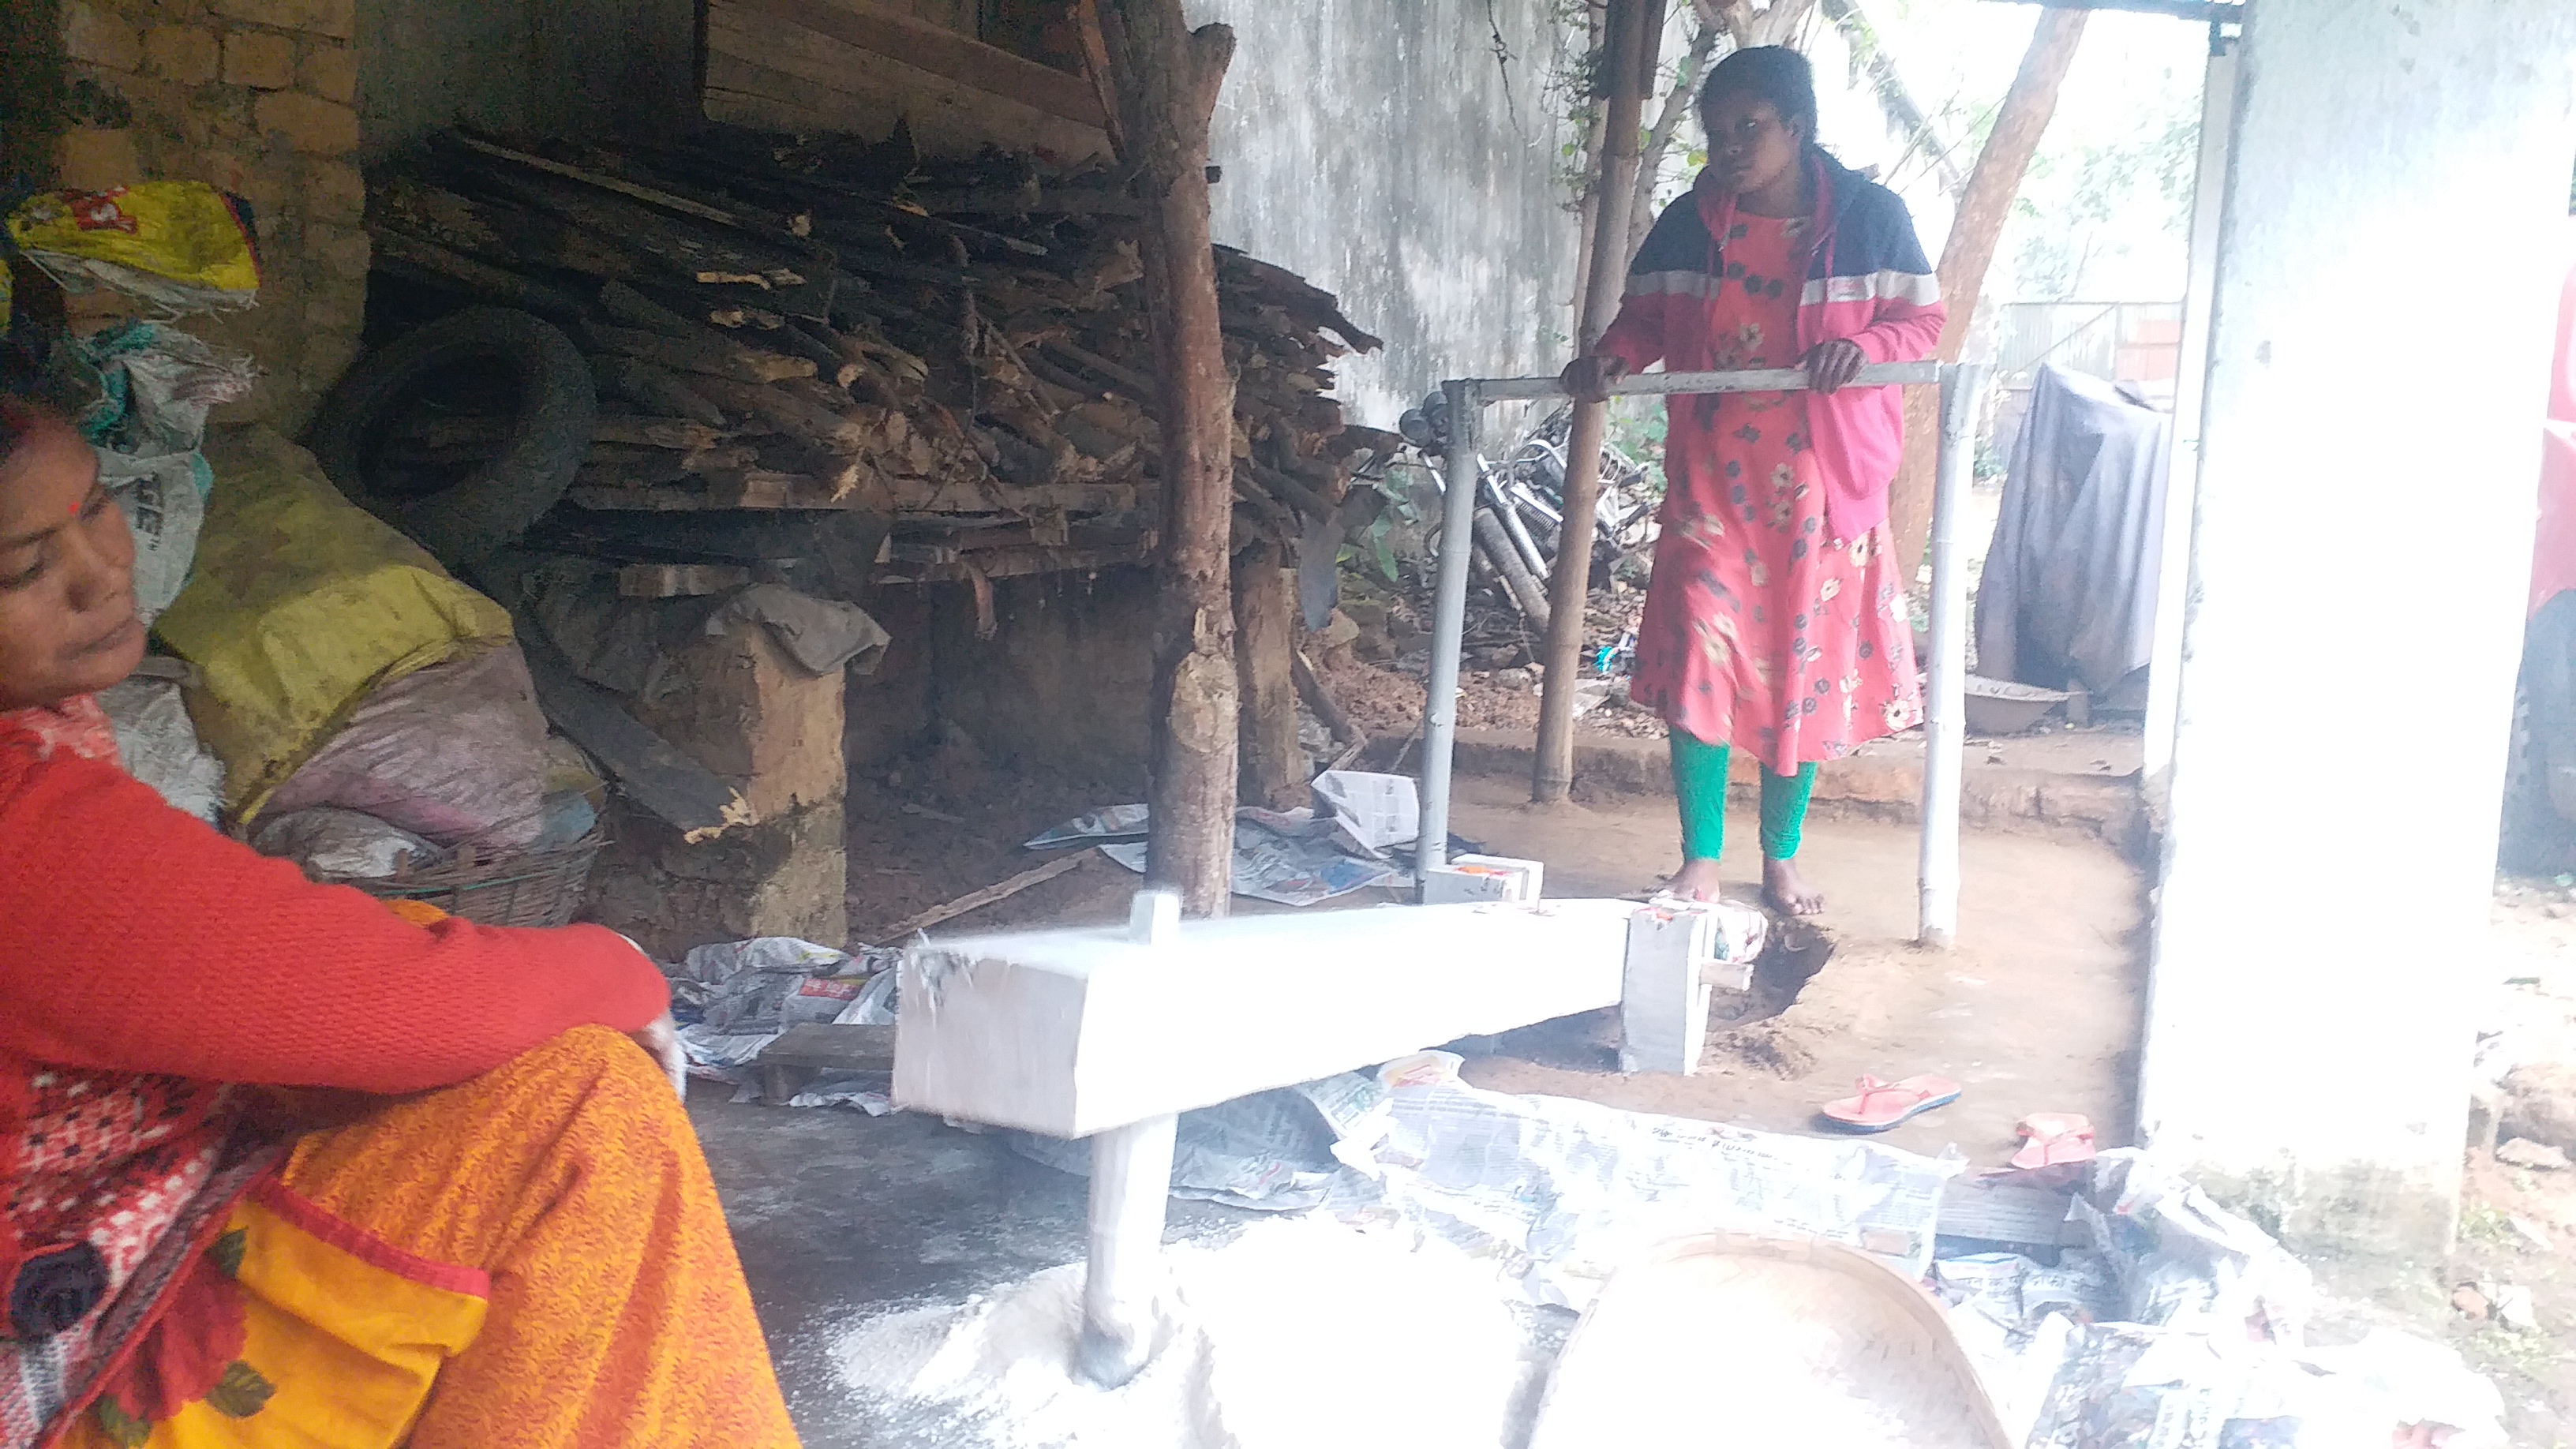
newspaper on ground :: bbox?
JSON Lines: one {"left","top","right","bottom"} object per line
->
{"left": 1024, "top": 804, "right": 1151, "bottom": 850}
{"left": 1308, "top": 771, "right": 1421, "bottom": 859}
{"left": 1005, "top": 1085, "right": 1354, "bottom": 1210}
{"left": 1097, "top": 809, "right": 1404, "bottom": 907}
{"left": 665, "top": 937, "right": 902, "bottom": 1093}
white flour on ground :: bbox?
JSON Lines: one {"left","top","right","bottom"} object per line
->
{"left": 833, "top": 1214, "right": 1559, "bottom": 1449}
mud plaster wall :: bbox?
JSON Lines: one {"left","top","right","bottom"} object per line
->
{"left": 1187, "top": 0, "right": 1583, "bottom": 429}
{"left": 351, "top": 0, "right": 696, "bottom": 161}
{"left": 2139, "top": 0, "right": 2576, "bottom": 1262}
{"left": 849, "top": 568, "right": 1159, "bottom": 794}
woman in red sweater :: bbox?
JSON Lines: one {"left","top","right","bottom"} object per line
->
{"left": 0, "top": 397, "right": 799, "bottom": 1447}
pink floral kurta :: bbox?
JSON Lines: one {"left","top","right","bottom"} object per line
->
{"left": 1627, "top": 213, "right": 1922, "bottom": 772}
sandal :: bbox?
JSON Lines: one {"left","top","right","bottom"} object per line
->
{"left": 1817, "top": 1074, "right": 1961, "bottom": 1133}
{"left": 2008, "top": 1112, "right": 2096, "bottom": 1170}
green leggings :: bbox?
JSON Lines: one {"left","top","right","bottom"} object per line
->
{"left": 1669, "top": 729, "right": 1818, "bottom": 862}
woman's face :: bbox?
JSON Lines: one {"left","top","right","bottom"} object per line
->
{"left": 1702, "top": 92, "right": 1806, "bottom": 201}
{"left": 0, "top": 419, "right": 144, "bottom": 709}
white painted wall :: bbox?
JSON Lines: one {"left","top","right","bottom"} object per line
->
{"left": 2140, "top": 0, "right": 2576, "bottom": 1256}
{"left": 1189, "top": 0, "right": 1582, "bottom": 429}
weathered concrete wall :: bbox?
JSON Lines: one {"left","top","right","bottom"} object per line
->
{"left": 1189, "top": 0, "right": 1582, "bottom": 429}
{"left": 352, "top": 0, "right": 697, "bottom": 159}
{"left": 2140, "top": 0, "right": 2576, "bottom": 1261}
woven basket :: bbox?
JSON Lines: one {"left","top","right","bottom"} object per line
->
{"left": 324, "top": 829, "right": 606, "bottom": 929}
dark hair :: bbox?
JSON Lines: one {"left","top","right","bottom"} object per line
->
{"left": 0, "top": 395, "right": 67, "bottom": 472}
{"left": 1699, "top": 45, "right": 1820, "bottom": 144}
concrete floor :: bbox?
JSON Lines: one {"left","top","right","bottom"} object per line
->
{"left": 696, "top": 763, "right": 2149, "bottom": 1444}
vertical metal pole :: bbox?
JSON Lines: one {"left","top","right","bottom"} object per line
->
{"left": 1417, "top": 380, "right": 1482, "bottom": 878}
{"left": 2142, "top": 28, "right": 2238, "bottom": 797}
{"left": 1918, "top": 363, "right": 1986, "bottom": 949}
{"left": 1075, "top": 1112, "right": 1178, "bottom": 1387}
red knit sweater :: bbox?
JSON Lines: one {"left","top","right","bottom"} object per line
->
{"left": 0, "top": 716, "right": 668, "bottom": 1091}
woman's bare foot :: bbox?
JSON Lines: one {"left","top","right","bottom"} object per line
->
{"left": 1763, "top": 857, "right": 1825, "bottom": 915}
{"left": 1665, "top": 858, "right": 1728, "bottom": 901}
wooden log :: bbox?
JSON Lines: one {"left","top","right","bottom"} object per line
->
{"left": 369, "top": 226, "right": 589, "bottom": 316}
{"left": 568, "top": 470, "right": 856, "bottom": 511}
{"left": 1291, "top": 646, "right": 1363, "bottom": 750}
{"left": 781, "top": 322, "right": 864, "bottom": 386}
{"left": 597, "top": 279, "right": 700, "bottom": 338}
{"left": 1231, "top": 540, "right": 1307, "bottom": 810}
{"left": 582, "top": 321, "right": 818, "bottom": 384}
{"left": 406, "top": 414, "right": 737, "bottom": 452}
{"left": 875, "top": 541, "right": 1150, "bottom": 584}
{"left": 1099, "top": 0, "right": 1239, "bottom": 926}
{"left": 1043, "top": 339, "right": 1156, "bottom": 398}
{"left": 689, "top": 376, "right": 871, "bottom": 451}
{"left": 593, "top": 357, "right": 730, "bottom": 428}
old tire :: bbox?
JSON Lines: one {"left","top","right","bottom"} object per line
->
{"left": 309, "top": 307, "right": 593, "bottom": 568}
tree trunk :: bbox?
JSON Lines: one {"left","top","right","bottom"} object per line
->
{"left": 1627, "top": 20, "right": 1720, "bottom": 263}
{"left": 1095, "top": 0, "right": 1240, "bottom": 915}
{"left": 1231, "top": 538, "right": 1309, "bottom": 810}
{"left": 1567, "top": 2, "right": 1609, "bottom": 318}
{"left": 1886, "top": 6, "right": 2087, "bottom": 590}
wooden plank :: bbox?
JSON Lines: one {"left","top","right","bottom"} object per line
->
{"left": 759, "top": 1021, "right": 899, "bottom": 1071}
{"left": 873, "top": 851, "right": 1095, "bottom": 941}
{"left": 876, "top": 541, "right": 1148, "bottom": 584}
{"left": 506, "top": 619, "right": 754, "bottom": 842}
{"left": 703, "top": 9, "right": 1110, "bottom": 162}
{"left": 724, "top": 0, "right": 1109, "bottom": 128}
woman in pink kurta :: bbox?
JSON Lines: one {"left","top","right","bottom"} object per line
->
{"left": 1563, "top": 47, "right": 1945, "bottom": 914}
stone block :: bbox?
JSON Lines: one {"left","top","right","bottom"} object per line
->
{"left": 594, "top": 799, "right": 848, "bottom": 955}
{"left": 142, "top": 25, "right": 220, "bottom": 82}
{"left": 299, "top": 40, "right": 356, "bottom": 104}
{"left": 253, "top": 87, "right": 356, "bottom": 153}
{"left": 633, "top": 619, "right": 848, "bottom": 822}
{"left": 64, "top": 3, "right": 143, "bottom": 71}
{"left": 221, "top": 29, "right": 296, "bottom": 88}
{"left": 301, "top": 156, "right": 364, "bottom": 219}
{"left": 54, "top": 128, "right": 142, "bottom": 189}
{"left": 208, "top": 0, "right": 354, "bottom": 41}
{"left": 304, "top": 221, "right": 371, "bottom": 280}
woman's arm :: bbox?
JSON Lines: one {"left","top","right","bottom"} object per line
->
{"left": 1840, "top": 189, "right": 1947, "bottom": 365}
{"left": 0, "top": 751, "right": 669, "bottom": 1093}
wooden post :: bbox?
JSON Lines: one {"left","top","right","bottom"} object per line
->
{"left": 1534, "top": 0, "right": 1663, "bottom": 804}
{"left": 1232, "top": 539, "right": 1309, "bottom": 809}
{"left": 1093, "top": 0, "right": 1240, "bottom": 915}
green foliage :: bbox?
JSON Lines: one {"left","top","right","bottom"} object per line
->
{"left": 2009, "top": 73, "right": 2199, "bottom": 299}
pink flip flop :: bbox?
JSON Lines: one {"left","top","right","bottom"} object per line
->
{"left": 2009, "top": 1112, "right": 2096, "bottom": 1170}
{"left": 1818, "top": 1074, "right": 1962, "bottom": 1133}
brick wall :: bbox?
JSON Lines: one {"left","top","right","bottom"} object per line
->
{"left": 54, "top": 0, "right": 369, "bottom": 432}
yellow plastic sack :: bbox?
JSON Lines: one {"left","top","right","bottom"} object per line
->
{"left": 155, "top": 427, "right": 515, "bottom": 822}
{"left": 9, "top": 183, "right": 260, "bottom": 317}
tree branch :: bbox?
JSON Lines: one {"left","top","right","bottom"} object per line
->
{"left": 1627, "top": 19, "right": 1723, "bottom": 262}
{"left": 1821, "top": 0, "right": 1967, "bottom": 198}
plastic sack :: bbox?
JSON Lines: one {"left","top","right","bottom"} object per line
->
{"left": 47, "top": 323, "right": 257, "bottom": 622}
{"left": 8, "top": 184, "right": 260, "bottom": 318}
{"left": 95, "top": 675, "right": 224, "bottom": 822}
{"left": 155, "top": 427, "right": 515, "bottom": 822}
{"left": 251, "top": 807, "right": 441, "bottom": 879}
{"left": 261, "top": 645, "right": 550, "bottom": 850}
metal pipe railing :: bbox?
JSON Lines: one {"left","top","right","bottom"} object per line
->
{"left": 1416, "top": 379, "right": 1484, "bottom": 874}
{"left": 1919, "top": 363, "right": 1990, "bottom": 947}
{"left": 1419, "top": 361, "right": 1976, "bottom": 948}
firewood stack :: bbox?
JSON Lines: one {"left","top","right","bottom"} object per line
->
{"left": 361, "top": 126, "right": 1393, "bottom": 589}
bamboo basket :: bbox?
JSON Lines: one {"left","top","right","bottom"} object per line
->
{"left": 322, "top": 830, "right": 606, "bottom": 929}
{"left": 1529, "top": 1232, "right": 2013, "bottom": 1449}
